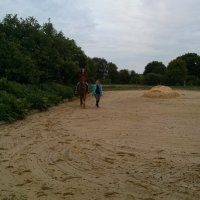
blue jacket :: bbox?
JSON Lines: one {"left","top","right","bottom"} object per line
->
{"left": 93, "top": 84, "right": 103, "bottom": 96}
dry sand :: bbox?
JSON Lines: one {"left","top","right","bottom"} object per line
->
{"left": 0, "top": 90, "right": 200, "bottom": 200}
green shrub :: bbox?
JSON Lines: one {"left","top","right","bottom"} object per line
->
{"left": 186, "top": 75, "right": 200, "bottom": 86}
{"left": 0, "top": 78, "right": 28, "bottom": 98}
{"left": 144, "top": 73, "right": 163, "bottom": 85}
{"left": 26, "top": 85, "right": 54, "bottom": 111}
{"left": 40, "top": 82, "right": 74, "bottom": 99}
{"left": 0, "top": 91, "right": 29, "bottom": 121}
{"left": 0, "top": 78, "right": 74, "bottom": 121}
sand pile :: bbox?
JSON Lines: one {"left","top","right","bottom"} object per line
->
{"left": 143, "top": 85, "right": 179, "bottom": 98}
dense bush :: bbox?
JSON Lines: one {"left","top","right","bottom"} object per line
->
{"left": 0, "top": 78, "right": 28, "bottom": 98}
{"left": 0, "top": 78, "right": 74, "bottom": 121}
{"left": 186, "top": 75, "right": 200, "bottom": 86}
{"left": 25, "top": 85, "right": 53, "bottom": 110}
{"left": 40, "top": 82, "right": 74, "bottom": 99}
{"left": 144, "top": 73, "right": 163, "bottom": 85}
{"left": 0, "top": 91, "right": 29, "bottom": 121}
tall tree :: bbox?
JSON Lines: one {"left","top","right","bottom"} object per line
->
{"left": 143, "top": 61, "right": 166, "bottom": 75}
{"left": 167, "top": 59, "right": 187, "bottom": 85}
{"left": 119, "top": 69, "right": 130, "bottom": 84}
{"left": 0, "top": 14, "right": 86, "bottom": 84}
{"left": 107, "top": 62, "right": 119, "bottom": 83}
{"left": 92, "top": 58, "right": 108, "bottom": 80}
{"left": 177, "top": 53, "right": 200, "bottom": 78}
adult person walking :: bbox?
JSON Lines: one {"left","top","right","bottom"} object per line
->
{"left": 93, "top": 80, "right": 103, "bottom": 108}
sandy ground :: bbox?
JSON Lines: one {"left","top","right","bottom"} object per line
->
{"left": 0, "top": 90, "right": 200, "bottom": 200}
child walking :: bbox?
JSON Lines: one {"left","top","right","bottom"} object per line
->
{"left": 93, "top": 80, "right": 103, "bottom": 108}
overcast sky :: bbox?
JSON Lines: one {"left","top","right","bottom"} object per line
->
{"left": 0, "top": 0, "right": 200, "bottom": 73}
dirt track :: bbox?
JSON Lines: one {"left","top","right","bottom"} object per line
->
{"left": 0, "top": 90, "right": 200, "bottom": 200}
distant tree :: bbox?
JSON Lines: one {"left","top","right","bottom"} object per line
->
{"left": 167, "top": 59, "right": 187, "bottom": 85}
{"left": 177, "top": 53, "right": 200, "bottom": 78}
{"left": 144, "top": 73, "right": 162, "bottom": 85}
{"left": 143, "top": 61, "right": 166, "bottom": 75}
{"left": 118, "top": 69, "right": 130, "bottom": 84}
{"left": 86, "top": 57, "right": 97, "bottom": 82}
{"left": 129, "top": 70, "right": 140, "bottom": 84}
{"left": 107, "top": 62, "right": 119, "bottom": 83}
{"left": 92, "top": 58, "right": 108, "bottom": 80}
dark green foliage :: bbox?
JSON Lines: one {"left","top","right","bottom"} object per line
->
{"left": 143, "top": 61, "right": 166, "bottom": 86}
{"left": 107, "top": 62, "right": 119, "bottom": 84}
{"left": 143, "top": 61, "right": 166, "bottom": 75}
{"left": 0, "top": 14, "right": 86, "bottom": 84}
{"left": 177, "top": 53, "right": 200, "bottom": 78}
{"left": 0, "top": 91, "right": 29, "bottom": 121}
{"left": 86, "top": 57, "right": 97, "bottom": 82}
{"left": 167, "top": 59, "right": 187, "bottom": 85}
{"left": 91, "top": 58, "right": 119, "bottom": 84}
{"left": 0, "top": 78, "right": 74, "bottom": 121}
{"left": 25, "top": 85, "right": 53, "bottom": 110}
{"left": 144, "top": 73, "right": 163, "bottom": 85}
{"left": 129, "top": 70, "right": 140, "bottom": 84}
{"left": 0, "top": 78, "right": 28, "bottom": 98}
{"left": 186, "top": 75, "right": 200, "bottom": 86}
{"left": 40, "top": 82, "right": 74, "bottom": 99}
{"left": 118, "top": 69, "right": 130, "bottom": 84}
{"left": 92, "top": 57, "right": 109, "bottom": 80}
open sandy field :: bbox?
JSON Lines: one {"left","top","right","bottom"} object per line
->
{"left": 0, "top": 90, "right": 200, "bottom": 200}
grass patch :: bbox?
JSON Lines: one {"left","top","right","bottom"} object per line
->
{"left": 103, "top": 84, "right": 151, "bottom": 91}
{"left": 103, "top": 84, "right": 200, "bottom": 91}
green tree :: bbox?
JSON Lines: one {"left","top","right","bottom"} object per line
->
{"left": 167, "top": 59, "right": 187, "bottom": 85}
{"left": 177, "top": 53, "right": 200, "bottom": 79}
{"left": 92, "top": 58, "right": 108, "bottom": 80}
{"left": 0, "top": 14, "right": 86, "bottom": 84}
{"left": 143, "top": 61, "right": 166, "bottom": 75}
{"left": 86, "top": 57, "right": 97, "bottom": 82}
{"left": 118, "top": 69, "right": 130, "bottom": 84}
{"left": 129, "top": 70, "right": 140, "bottom": 84}
{"left": 144, "top": 73, "right": 162, "bottom": 85}
{"left": 107, "top": 62, "right": 119, "bottom": 83}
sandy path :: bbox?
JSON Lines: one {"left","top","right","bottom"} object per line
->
{"left": 0, "top": 90, "right": 200, "bottom": 200}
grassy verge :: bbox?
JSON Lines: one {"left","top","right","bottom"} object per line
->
{"left": 103, "top": 84, "right": 151, "bottom": 91}
{"left": 0, "top": 78, "right": 74, "bottom": 122}
{"left": 103, "top": 84, "right": 200, "bottom": 91}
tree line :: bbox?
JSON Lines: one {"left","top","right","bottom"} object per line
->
{"left": 142, "top": 53, "right": 200, "bottom": 86}
{"left": 1, "top": 14, "right": 200, "bottom": 87}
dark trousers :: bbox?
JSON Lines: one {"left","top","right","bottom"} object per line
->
{"left": 95, "top": 94, "right": 100, "bottom": 107}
